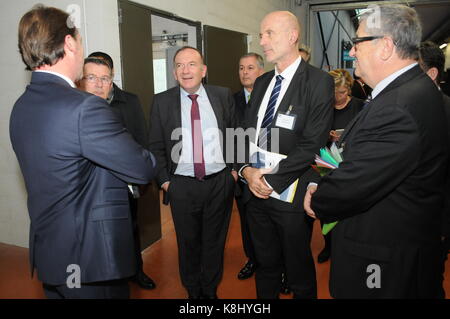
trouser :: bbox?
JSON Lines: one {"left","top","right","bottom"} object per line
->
{"left": 247, "top": 196, "right": 317, "bottom": 299}
{"left": 129, "top": 193, "right": 143, "bottom": 273}
{"left": 235, "top": 185, "right": 256, "bottom": 263}
{"left": 169, "top": 168, "right": 235, "bottom": 296}
{"left": 43, "top": 279, "right": 129, "bottom": 299}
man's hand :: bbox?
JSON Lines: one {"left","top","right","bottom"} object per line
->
{"left": 242, "top": 167, "right": 273, "bottom": 199}
{"left": 329, "top": 130, "right": 340, "bottom": 142}
{"left": 231, "top": 170, "right": 238, "bottom": 182}
{"left": 162, "top": 182, "right": 170, "bottom": 192}
{"left": 304, "top": 184, "right": 318, "bottom": 219}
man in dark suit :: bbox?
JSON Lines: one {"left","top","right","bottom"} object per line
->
{"left": 238, "top": 11, "right": 334, "bottom": 299}
{"left": 419, "top": 40, "right": 450, "bottom": 298}
{"left": 233, "top": 52, "right": 264, "bottom": 280}
{"left": 148, "top": 46, "right": 236, "bottom": 299}
{"left": 10, "top": 6, "right": 156, "bottom": 299}
{"left": 304, "top": 4, "right": 448, "bottom": 298}
{"left": 79, "top": 53, "right": 156, "bottom": 290}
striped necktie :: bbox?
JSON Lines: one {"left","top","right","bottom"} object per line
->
{"left": 258, "top": 75, "right": 284, "bottom": 150}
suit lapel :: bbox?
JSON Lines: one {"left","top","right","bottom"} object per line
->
{"left": 340, "top": 65, "right": 422, "bottom": 146}
{"left": 249, "top": 71, "right": 274, "bottom": 127}
{"left": 271, "top": 60, "right": 305, "bottom": 124}
{"left": 172, "top": 87, "right": 182, "bottom": 132}
{"left": 205, "top": 85, "right": 224, "bottom": 132}
{"left": 339, "top": 103, "right": 368, "bottom": 145}
{"left": 338, "top": 68, "right": 417, "bottom": 145}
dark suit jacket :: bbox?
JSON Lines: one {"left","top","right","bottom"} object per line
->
{"left": 110, "top": 84, "right": 149, "bottom": 149}
{"left": 9, "top": 72, "right": 156, "bottom": 285}
{"left": 233, "top": 89, "right": 247, "bottom": 128}
{"left": 311, "top": 66, "right": 448, "bottom": 298}
{"left": 148, "top": 85, "right": 236, "bottom": 205}
{"left": 240, "top": 60, "right": 334, "bottom": 211}
{"left": 442, "top": 93, "right": 450, "bottom": 238}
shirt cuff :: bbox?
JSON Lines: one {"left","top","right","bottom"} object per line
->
{"left": 238, "top": 164, "right": 250, "bottom": 178}
{"left": 262, "top": 177, "right": 275, "bottom": 196}
{"left": 161, "top": 181, "right": 169, "bottom": 189}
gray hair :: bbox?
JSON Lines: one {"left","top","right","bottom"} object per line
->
{"left": 240, "top": 52, "right": 264, "bottom": 69}
{"left": 360, "top": 4, "right": 422, "bottom": 60}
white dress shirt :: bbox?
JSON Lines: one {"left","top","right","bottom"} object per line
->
{"left": 244, "top": 88, "right": 251, "bottom": 104}
{"left": 371, "top": 63, "right": 418, "bottom": 99}
{"left": 34, "top": 70, "right": 76, "bottom": 88}
{"left": 175, "top": 85, "right": 226, "bottom": 177}
{"left": 254, "top": 56, "right": 302, "bottom": 144}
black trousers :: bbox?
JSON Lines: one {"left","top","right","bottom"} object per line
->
{"left": 235, "top": 183, "right": 256, "bottom": 263}
{"left": 247, "top": 196, "right": 317, "bottom": 299}
{"left": 169, "top": 168, "right": 235, "bottom": 296}
{"left": 43, "top": 279, "right": 129, "bottom": 299}
{"left": 129, "top": 193, "right": 143, "bottom": 273}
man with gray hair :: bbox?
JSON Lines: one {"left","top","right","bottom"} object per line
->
{"left": 234, "top": 52, "right": 264, "bottom": 281}
{"left": 304, "top": 4, "right": 448, "bottom": 298}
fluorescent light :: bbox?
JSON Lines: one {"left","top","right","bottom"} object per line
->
{"left": 440, "top": 43, "right": 448, "bottom": 49}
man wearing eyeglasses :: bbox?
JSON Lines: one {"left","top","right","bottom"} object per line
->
{"left": 304, "top": 4, "right": 448, "bottom": 298}
{"left": 79, "top": 55, "right": 156, "bottom": 291}
{"left": 79, "top": 57, "right": 114, "bottom": 100}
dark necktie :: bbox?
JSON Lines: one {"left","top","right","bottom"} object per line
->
{"left": 188, "top": 94, "right": 205, "bottom": 180}
{"left": 363, "top": 95, "right": 372, "bottom": 108}
{"left": 258, "top": 75, "right": 284, "bottom": 150}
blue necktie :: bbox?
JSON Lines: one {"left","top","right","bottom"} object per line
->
{"left": 258, "top": 75, "right": 284, "bottom": 150}
{"left": 363, "top": 95, "right": 372, "bottom": 108}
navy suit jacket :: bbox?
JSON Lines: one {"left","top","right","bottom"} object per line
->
{"left": 10, "top": 72, "right": 156, "bottom": 285}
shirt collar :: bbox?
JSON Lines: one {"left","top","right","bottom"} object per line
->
{"left": 371, "top": 63, "right": 418, "bottom": 99}
{"left": 275, "top": 56, "right": 302, "bottom": 80}
{"left": 180, "top": 84, "right": 205, "bottom": 99}
{"left": 34, "top": 70, "right": 76, "bottom": 88}
{"left": 244, "top": 88, "right": 251, "bottom": 102}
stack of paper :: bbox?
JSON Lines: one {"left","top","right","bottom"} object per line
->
{"left": 312, "top": 143, "right": 343, "bottom": 235}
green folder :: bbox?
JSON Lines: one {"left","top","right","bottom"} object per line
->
{"left": 322, "top": 221, "right": 338, "bottom": 235}
{"left": 319, "top": 148, "right": 339, "bottom": 168}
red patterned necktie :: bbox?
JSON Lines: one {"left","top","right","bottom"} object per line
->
{"left": 188, "top": 94, "right": 206, "bottom": 180}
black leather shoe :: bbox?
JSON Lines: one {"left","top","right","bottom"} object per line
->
{"left": 132, "top": 270, "right": 156, "bottom": 290}
{"left": 317, "top": 247, "right": 330, "bottom": 263}
{"left": 237, "top": 261, "right": 256, "bottom": 280}
{"left": 202, "top": 294, "right": 218, "bottom": 299}
{"left": 188, "top": 294, "right": 202, "bottom": 299}
{"left": 280, "top": 273, "right": 291, "bottom": 295}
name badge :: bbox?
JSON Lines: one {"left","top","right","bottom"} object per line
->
{"left": 275, "top": 105, "right": 297, "bottom": 130}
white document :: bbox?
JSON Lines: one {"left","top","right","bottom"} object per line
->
{"left": 249, "top": 142, "right": 299, "bottom": 203}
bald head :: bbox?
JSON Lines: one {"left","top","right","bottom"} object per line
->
{"left": 260, "top": 11, "right": 301, "bottom": 71}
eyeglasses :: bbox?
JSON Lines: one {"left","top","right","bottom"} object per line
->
{"left": 83, "top": 74, "right": 112, "bottom": 85}
{"left": 351, "top": 36, "right": 384, "bottom": 45}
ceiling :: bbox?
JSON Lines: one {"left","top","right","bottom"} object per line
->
{"left": 307, "top": 0, "right": 450, "bottom": 44}
{"left": 149, "top": 1, "right": 450, "bottom": 45}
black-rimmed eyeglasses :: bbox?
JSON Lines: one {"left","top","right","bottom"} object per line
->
{"left": 351, "top": 36, "right": 384, "bottom": 45}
